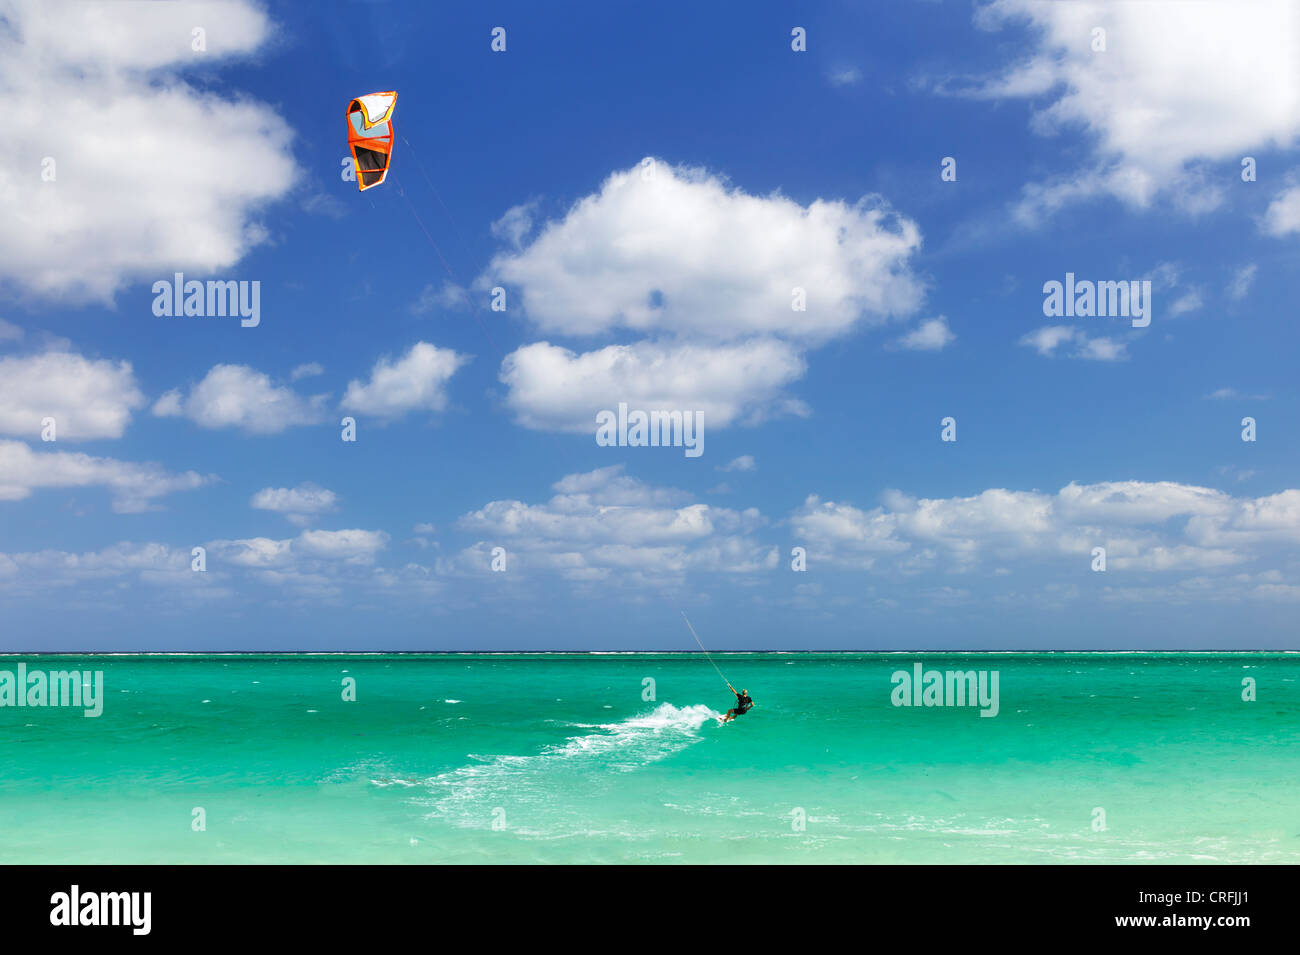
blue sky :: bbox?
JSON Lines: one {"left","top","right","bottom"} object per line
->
{"left": 1, "top": 0, "right": 1298, "bottom": 650}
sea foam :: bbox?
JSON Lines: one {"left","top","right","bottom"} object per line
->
{"left": 415, "top": 703, "right": 720, "bottom": 833}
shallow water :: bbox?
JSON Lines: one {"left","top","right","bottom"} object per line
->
{"left": 0, "top": 653, "right": 1295, "bottom": 863}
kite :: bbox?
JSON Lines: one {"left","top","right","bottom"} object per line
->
{"left": 347, "top": 91, "right": 397, "bottom": 191}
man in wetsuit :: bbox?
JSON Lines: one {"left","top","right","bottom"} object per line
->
{"left": 721, "top": 687, "right": 753, "bottom": 722}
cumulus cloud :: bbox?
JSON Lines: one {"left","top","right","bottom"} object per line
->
{"left": 1073, "top": 335, "right": 1128, "bottom": 362}
{"left": 1018, "top": 326, "right": 1127, "bottom": 361}
{"left": 500, "top": 339, "right": 807, "bottom": 432}
{"left": 1262, "top": 184, "right": 1300, "bottom": 236}
{"left": 791, "top": 479, "right": 1300, "bottom": 574}
{"left": 210, "top": 528, "right": 390, "bottom": 568}
{"left": 251, "top": 483, "right": 339, "bottom": 525}
{"left": 296, "top": 528, "right": 390, "bottom": 562}
{"left": 449, "top": 465, "right": 776, "bottom": 583}
{"left": 340, "top": 342, "right": 468, "bottom": 419}
{"left": 153, "top": 364, "right": 328, "bottom": 434}
{"left": 0, "top": 531, "right": 413, "bottom": 603}
{"left": 0, "top": 0, "right": 297, "bottom": 301}
{"left": 1185, "top": 489, "right": 1300, "bottom": 549}
{"left": 0, "top": 350, "right": 145, "bottom": 439}
{"left": 289, "top": 362, "right": 324, "bottom": 382}
{"left": 484, "top": 159, "right": 930, "bottom": 432}
{"left": 551, "top": 465, "right": 692, "bottom": 508}
{"left": 1055, "top": 481, "right": 1231, "bottom": 525}
{"left": 0, "top": 542, "right": 206, "bottom": 596}
{"left": 718, "top": 455, "right": 756, "bottom": 473}
{"left": 9, "top": 473, "right": 1294, "bottom": 608}
{"left": 893, "top": 316, "right": 955, "bottom": 351}
{"left": 970, "top": 0, "right": 1300, "bottom": 220}
{"left": 0, "top": 439, "right": 209, "bottom": 512}
{"left": 487, "top": 159, "right": 923, "bottom": 343}
{"left": 1019, "top": 325, "right": 1076, "bottom": 357}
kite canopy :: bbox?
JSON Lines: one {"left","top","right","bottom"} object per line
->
{"left": 347, "top": 91, "right": 397, "bottom": 191}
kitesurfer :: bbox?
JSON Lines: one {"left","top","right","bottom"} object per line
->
{"left": 721, "top": 687, "right": 753, "bottom": 723}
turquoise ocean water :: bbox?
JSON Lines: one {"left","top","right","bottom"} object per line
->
{"left": 0, "top": 653, "right": 1295, "bottom": 864}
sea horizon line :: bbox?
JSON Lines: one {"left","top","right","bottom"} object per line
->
{"left": 0, "top": 649, "right": 1295, "bottom": 656}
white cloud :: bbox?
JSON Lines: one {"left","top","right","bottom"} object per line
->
{"left": 0, "top": 542, "right": 210, "bottom": 595}
{"left": 0, "top": 0, "right": 297, "bottom": 301}
{"left": 1168, "top": 289, "right": 1204, "bottom": 317}
{"left": 296, "top": 529, "right": 390, "bottom": 563}
{"left": 1100, "top": 571, "right": 1300, "bottom": 605}
{"left": 0, "top": 350, "right": 145, "bottom": 439}
{"left": 1262, "top": 184, "right": 1300, "bottom": 236}
{"left": 1074, "top": 335, "right": 1128, "bottom": 362}
{"left": 1146, "top": 262, "right": 1182, "bottom": 291}
{"left": 1186, "top": 488, "right": 1300, "bottom": 548}
{"left": 210, "top": 528, "right": 390, "bottom": 567}
{"left": 1019, "top": 325, "right": 1077, "bottom": 357}
{"left": 487, "top": 159, "right": 924, "bottom": 344}
{"left": 485, "top": 160, "right": 931, "bottom": 433}
{"left": 972, "top": 0, "right": 1300, "bottom": 219}
{"left": 0, "top": 528, "right": 407, "bottom": 602}
{"left": 1228, "top": 264, "right": 1257, "bottom": 300}
{"left": 0, "top": 530, "right": 436, "bottom": 604}
{"left": 1142, "top": 261, "right": 1201, "bottom": 318}
{"left": 500, "top": 339, "right": 807, "bottom": 432}
{"left": 1018, "top": 326, "right": 1127, "bottom": 361}
{"left": 0, "top": 319, "right": 22, "bottom": 342}
{"left": 0, "top": 439, "right": 209, "bottom": 512}
{"left": 152, "top": 389, "right": 184, "bottom": 418}
{"left": 790, "top": 497, "right": 911, "bottom": 570}
{"left": 791, "top": 479, "right": 1300, "bottom": 575}
{"left": 490, "top": 200, "right": 538, "bottom": 248}
{"left": 410, "top": 282, "right": 468, "bottom": 315}
{"left": 340, "top": 342, "right": 468, "bottom": 419}
{"left": 208, "top": 536, "right": 292, "bottom": 568}
{"left": 1055, "top": 481, "right": 1231, "bottom": 525}
{"left": 894, "top": 316, "right": 955, "bottom": 351}
{"left": 251, "top": 483, "right": 339, "bottom": 525}
{"left": 718, "top": 455, "right": 756, "bottom": 473}
{"left": 450, "top": 465, "right": 776, "bottom": 582}
{"left": 552, "top": 465, "right": 692, "bottom": 508}
{"left": 1205, "top": 387, "right": 1268, "bottom": 401}
{"left": 827, "top": 67, "right": 863, "bottom": 87}
{"left": 1216, "top": 465, "right": 1257, "bottom": 484}
{"left": 289, "top": 362, "right": 324, "bottom": 382}
{"left": 154, "top": 364, "right": 327, "bottom": 434}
